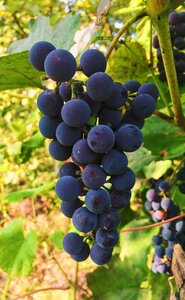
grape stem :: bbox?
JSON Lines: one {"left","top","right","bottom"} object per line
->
{"left": 153, "top": 13, "right": 185, "bottom": 129}
{"left": 106, "top": 9, "right": 146, "bottom": 61}
{"left": 120, "top": 213, "right": 185, "bottom": 233}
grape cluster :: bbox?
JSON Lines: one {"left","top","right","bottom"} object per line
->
{"left": 145, "top": 178, "right": 184, "bottom": 274}
{"left": 176, "top": 165, "right": 185, "bottom": 194}
{"left": 29, "top": 41, "right": 158, "bottom": 265}
{"left": 153, "top": 11, "right": 185, "bottom": 84}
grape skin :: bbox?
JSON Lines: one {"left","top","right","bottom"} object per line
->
{"left": 62, "top": 232, "right": 83, "bottom": 255}
{"left": 90, "top": 242, "right": 113, "bottom": 265}
{"left": 123, "top": 80, "right": 141, "bottom": 93}
{"left": 60, "top": 198, "right": 83, "bottom": 218}
{"left": 29, "top": 41, "right": 55, "bottom": 71}
{"left": 105, "top": 82, "right": 128, "bottom": 109}
{"left": 98, "top": 208, "right": 120, "bottom": 230}
{"left": 131, "top": 94, "right": 156, "bottom": 119}
{"left": 115, "top": 124, "right": 143, "bottom": 152}
{"left": 55, "top": 176, "right": 81, "bottom": 202}
{"left": 71, "top": 242, "right": 90, "bottom": 261}
{"left": 82, "top": 164, "right": 106, "bottom": 189}
{"left": 72, "top": 207, "right": 97, "bottom": 233}
{"left": 80, "top": 49, "right": 107, "bottom": 77}
{"left": 85, "top": 188, "right": 110, "bottom": 214}
{"left": 72, "top": 139, "right": 97, "bottom": 165}
{"left": 87, "top": 125, "right": 115, "bottom": 153}
{"left": 138, "top": 83, "right": 159, "bottom": 101}
{"left": 56, "top": 122, "right": 81, "bottom": 146}
{"left": 44, "top": 49, "right": 77, "bottom": 82}
{"left": 39, "top": 115, "right": 61, "bottom": 139}
{"left": 37, "top": 90, "right": 64, "bottom": 117}
{"left": 59, "top": 83, "right": 72, "bottom": 102}
{"left": 49, "top": 140, "right": 71, "bottom": 161}
{"left": 59, "top": 162, "right": 81, "bottom": 178}
{"left": 110, "top": 190, "right": 131, "bottom": 209}
{"left": 96, "top": 228, "right": 119, "bottom": 249}
{"left": 99, "top": 107, "right": 122, "bottom": 129}
{"left": 102, "top": 149, "right": 128, "bottom": 175}
{"left": 61, "top": 99, "right": 91, "bottom": 127}
{"left": 111, "top": 168, "right": 136, "bottom": 192}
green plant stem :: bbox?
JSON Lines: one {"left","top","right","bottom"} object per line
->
{"left": 153, "top": 13, "right": 185, "bottom": 129}
{"left": 1, "top": 276, "right": 12, "bottom": 300}
{"left": 71, "top": 262, "right": 79, "bottom": 300}
{"left": 106, "top": 9, "right": 146, "bottom": 61}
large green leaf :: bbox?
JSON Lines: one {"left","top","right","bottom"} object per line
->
{"left": 0, "top": 51, "right": 43, "bottom": 91}
{"left": 127, "top": 147, "right": 157, "bottom": 174}
{"left": 21, "top": 131, "right": 44, "bottom": 163}
{"left": 8, "top": 14, "right": 80, "bottom": 54}
{"left": 0, "top": 219, "right": 38, "bottom": 276}
{"left": 142, "top": 116, "right": 185, "bottom": 159}
{"left": 3, "top": 181, "right": 56, "bottom": 203}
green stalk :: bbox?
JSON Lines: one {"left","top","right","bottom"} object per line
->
{"left": 1, "top": 276, "right": 11, "bottom": 300}
{"left": 153, "top": 13, "right": 185, "bottom": 129}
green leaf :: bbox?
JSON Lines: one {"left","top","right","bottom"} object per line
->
{"left": 0, "top": 219, "right": 38, "bottom": 276}
{"left": 142, "top": 116, "right": 185, "bottom": 159}
{"left": 171, "top": 184, "right": 185, "bottom": 210}
{"left": 143, "top": 160, "right": 172, "bottom": 179}
{"left": 127, "top": 147, "right": 157, "bottom": 174}
{"left": 8, "top": 14, "right": 80, "bottom": 54}
{"left": 148, "top": 272, "right": 170, "bottom": 300}
{"left": 21, "top": 131, "right": 44, "bottom": 162}
{"left": 0, "top": 51, "right": 43, "bottom": 91}
{"left": 48, "top": 231, "right": 64, "bottom": 250}
{"left": 3, "top": 181, "right": 56, "bottom": 203}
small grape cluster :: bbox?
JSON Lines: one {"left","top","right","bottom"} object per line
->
{"left": 176, "top": 166, "right": 185, "bottom": 194}
{"left": 29, "top": 41, "right": 158, "bottom": 265}
{"left": 145, "top": 178, "right": 184, "bottom": 274}
{"left": 153, "top": 11, "right": 185, "bottom": 84}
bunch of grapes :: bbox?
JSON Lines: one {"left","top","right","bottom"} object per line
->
{"left": 29, "top": 40, "right": 158, "bottom": 265}
{"left": 153, "top": 11, "right": 185, "bottom": 84}
{"left": 145, "top": 178, "right": 185, "bottom": 274}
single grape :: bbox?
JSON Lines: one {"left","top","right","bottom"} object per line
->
{"left": 98, "top": 208, "right": 120, "bottom": 230}
{"left": 115, "top": 124, "right": 143, "bottom": 152}
{"left": 131, "top": 94, "right": 156, "bottom": 119}
{"left": 44, "top": 49, "right": 77, "bottom": 82}
{"left": 80, "top": 49, "right": 106, "bottom": 77}
{"left": 162, "top": 228, "right": 173, "bottom": 241}
{"left": 105, "top": 82, "right": 128, "bottom": 108}
{"left": 62, "top": 232, "right": 83, "bottom": 255}
{"left": 158, "top": 180, "right": 170, "bottom": 192}
{"left": 72, "top": 139, "right": 97, "bottom": 165}
{"left": 151, "top": 201, "right": 161, "bottom": 211}
{"left": 72, "top": 207, "right": 97, "bottom": 233}
{"left": 146, "top": 189, "right": 158, "bottom": 202}
{"left": 86, "top": 72, "right": 114, "bottom": 102}
{"left": 85, "top": 188, "right": 110, "bottom": 214}
{"left": 110, "top": 190, "right": 131, "bottom": 209}
{"left": 60, "top": 198, "right": 83, "bottom": 218}
{"left": 37, "top": 90, "right": 64, "bottom": 117}
{"left": 71, "top": 242, "right": 90, "bottom": 262}
{"left": 59, "top": 83, "right": 72, "bottom": 102}
{"left": 165, "top": 246, "right": 173, "bottom": 259}
{"left": 59, "top": 162, "right": 81, "bottom": 178}
{"left": 154, "top": 245, "right": 165, "bottom": 257}
{"left": 152, "top": 235, "right": 162, "bottom": 246}
{"left": 175, "top": 220, "right": 184, "bottom": 232}
{"left": 49, "top": 140, "right": 71, "bottom": 161}
{"left": 179, "top": 12, "right": 185, "bottom": 23}
{"left": 175, "top": 23, "right": 185, "bottom": 38}
{"left": 96, "top": 228, "right": 119, "bottom": 249}
{"left": 123, "top": 80, "right": 141, "bottom": 93}
{"left": 39, "top": 115, "right": 61, "bottom": 139}
{"left": 55, "top": 176, "right": 81, "bottom": 202}
{"left": 169, "top": 11, "right": 180, "bottom": 25}
{"left": 87, "top": 125, "right": 115, "bottom": 153}
{"left": 82, "top": 164, "right": 106, "bottom": 189}
{"left": 145, "top": 200, "right": 152, "bottom": 211}
{"left": 111, "top": 168, "right": 135, "bottom": 192}
{"left": 90, "top": 242, "right": 113, "bottom": 265}
{"left": 156, "top": 263, "right": 166, "bottom": 274}
{"left": 29, "top": 41, "right": 55, "bottom": 71}
{"left": 99, "top": 107, "right": 122, "bottom": 129}
{"left": 138, "top": 83, "right": 159, "bottom": 101}
{"left": 161, "top": 197, "right": 171, "bottom": 210}
{"left": 102, "top": 149, "right": 128, "bottom": 176}
{"left": 61, "top": 99, "right": 91, "bottom": 127}
{"left": 56, "top": 122, "right": 81, "bottom": 146}
{"left": 173, "top": 37, "right": 185, "bottom": 50}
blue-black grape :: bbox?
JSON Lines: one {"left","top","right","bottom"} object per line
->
{"left": 72, "top": 139, "right": 97, "bottom": 165}
{"left": 44, "top": 49, "right": 77, "bottom": 82}
{"left": 29, "top": 41, "right": 55, "bottom": 71}
{"left": 49, "top": 140, "right": 71, "bottom": 161}
{"left": 99, "top": 107, "right": 122, "bottom": 129}
{"left": 72, "top": 207, "right": 97, "bottom": 233}
{"left": 115, "top": 124, "right": 143, "bottom": 152}
{"left": 71, "top": 242, "right": 90, "bottom": 261}
{"left": 110, "top": 189, "right": 131, "bottom": 209}
{"left": 55, "top": 175, "right": 81, "bottom": 202}
{"left": 175, "top": 220, "right": 184, "bottom": 232}
{"left": 37, "top": 90, "right": 64, "bottom": 117}
{"left": 85, "top": 188, "right": 110, "bottom": 214}
{"left": 111, "top": 168, "right": 135, "bottom": 192}
{"left": 152, "top": 235, "right": 162, "bottom": 246}
{"left": 154, "top": 245, "right": 165, "bottom": 257}
{"left": 169, "top": 11, "right": 180, "bottom": 25}
{"left": 80, "top": 92, "right": 101, "bottom": 115}
{"left": 102, "top": 149, "right": 128, "bottom": 175}
{"left": 60, "top": 198, "right": 83, "bottom": 218}
{"left": 98, "top": 208, "right": 120, "bottom": 230}
{"left": 123, "top": 80, "right": 141, "bottom": 93}
{"left": 59, "top": 162, "right": 81, "bottom": 178}
{"left": 162, "top": 228, "right": 173, "bottom": 241}
{"left": 56, "top": 122, "right": 81, "bottom": 146}
{"left": 165, "top": 246, "right": 173, "bottom": 259}
{"left": 80, "top": 49, "right": 106, "bottom": 77}
{"left": 177, "top": 167, "right": 185, "bottom": 180}
{"left": 173, "top": 37, "right": 185, "bottom": 50}
{"left": 96, "top": 228, "right": 119, "bottom": 249}
{"left": 59, "top": 83, "right": 72, "bottom": 102}
{"left": 138, "top": 83, "right": 159, "bottom": 101}
{"left": 153, "top": 35, "right": 159, "bottom": 49}
{"left": 61, "top": 99, "right": 91, "bottom": 127}
{"left": 158, "top": 180, "right": 170, "bottom": 192}
{"left": 131, "top": 94, "right": 156, "bottom": 119}
{"left": 151, "top": 201, "right": 161, "bottom": 211}
{"left": 121, "top": 111, "right": 144, "bottom": 129}
{"left": 62, "top": 232, "right": 83, "bottom": 255}
{"left": 87, "top": 125, "right": 115, "bottom": 153}
{"left": 90, "top": 242, "right": 113, "bottom": 265}
{"left": 82, "top": 164, "right": 106, "bottom": 189}
{"left": 86, "top": 72, "right": 114, "bottom": 102}
{"left": 106, "top": 82, "right": 128, "bottom": 108}
{"left": 39, "top": 115, "right": 61, "bottom": 139}
{"left": 179, "top": 12, "right": 185, "bottom": 23}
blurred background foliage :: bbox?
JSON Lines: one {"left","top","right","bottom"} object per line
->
{"left": 0, "top": 0, "right": 185, "bottom": 299}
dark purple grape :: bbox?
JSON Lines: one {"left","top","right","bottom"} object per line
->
{"left": 169, "top": 12, "right": 180, "bottom": 25}
{"left": 115, "top": 124, "right": 143, "bottom": 152}
{"left": 131, "top": 94, "right": 156, "bottom": 119}
{"left": 60, "top": 198, "right": 83, "bottom": 218}
{"left": 152, "top": 235, "right": 162, "bottom": 246}
{"left": 90, "top": 242, "right": 113, "bottom": 265}
{"left": 96, "top": 228, "right": 119, "bottom": 249}
{"left": 44, "top": 49, "right": 77, "bottom": 82}
{"left": 145, "top": 200, "right": 152, "bottom": 211}
{"left": 72, "top": 207, "right": 97, "bottom": 233}
{"left": 106, "top": 82, "right": 128, "bottom": 109}
{"left": 85, "top": 188, "right": 110, "bottom": 214}
{"left": 39, "top": 115, "right": 61, "bottom": 139}
{"left": 123, "top": 80, "right": 141, "bottom": 93}
{"left": 153, "top": 35, "right": 159, "bottom": 49}
{"left": 111, "top": 168, "right": 135, "bottom": 192}
{"left": 59, "top": 162, "right": 81, "bottom": 178}
{"left": 161, "top": 197, "right": 171, "bottom": 210}
{"left": 151, "top": 201, "right": 161, "bottom": 211}
{"left": 111, "top": 190, "right": 131, "bottom": 209}
{"left": 162, "top": 229, "right": 173, "bottom": 241}
{"left": 165, "top": 246, "right": 173, "bottom": 259}
{"left": 102, "top": 149, "right": 128, "bottom": 176}
{"left": 55, "top": 175, "right": 81, "bottom": 202}
{"left": 80, "top": 92, "right": 101, "bottom": 115}
{"left": 71, "top": 242, "right": 90, "bottom": 261}
{"left": 87, "top": 125, "right": 115, "bottom": 154}
{"left": 158, "top": 180, "right": 170, "bottom": 192}
{"left": 174, "top": 37, "right": 185, "bottom": 50}
{"left": 175, "top": 220, "right": 184, "bottom": 232}
{"left": 82, "top": 164, "right": 106, "bottom": 189}
{"left": 146, "top": 189, "right": 158, "bottom": 202}
{"left": 154, "top": 245, "right": 165, "bottom": 257}
{"left": 72, "top": 139, "right": 97, "bottom": 165}
{"left": 179, "top": 12, "right": 185, "bottom": 23}
{"left": 98, "top": 208, "right": 120, "bottom": 230}
{"left": 63, "top": 232, "right": 83, "bottom": 255}
{"left": 37, "top": 90, "right": 64, "bottom": 117}
{"left": 59, "top": 83, "right": 72, "bottom": 102}
{"left": 121, "top": 111, "right": 145, "bottom": 129}
{"left": 29, "top": 41, "right": 55, "bottom": 71}
{"left": 49, "top": 140, "right": 71, "bottom": 161}
{"left": 80, "top": 49, "right": 106, "bottom": 77}
{"left": 137, "top": 83, "right": 159, "bottom": 101}
{"left": 99, "top": 107, "right": 122, "bottom": 129}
